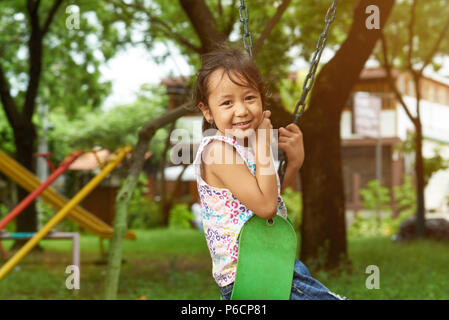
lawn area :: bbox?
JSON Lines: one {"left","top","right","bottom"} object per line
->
{"left": 0, "top": 228, "right": 448, "bottom": 300}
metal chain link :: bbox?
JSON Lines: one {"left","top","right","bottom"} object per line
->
{"left": 277, "top": 0, "right": 338, "bottom": 186}
{"left": 239, "top": 0, "right": 253, "bottom": 57}
{"left": 292, "top": 0, "right": 338, "bottom": 124}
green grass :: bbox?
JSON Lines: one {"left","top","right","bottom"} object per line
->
{"left": 0, "top": 229, "right": 448, "bottom": 300}
{"left": 320, "top": 236, "right": 449, "bottom": 300}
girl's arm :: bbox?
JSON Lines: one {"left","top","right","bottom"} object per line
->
{"left": 252, "top": 122, "right": 278, "bottom": 218}
{"left": 204, "top": 111, "right": 279, "bottom": 219}
{"left": 278, "top": 123, "right": 304, "bottom": 193}
{"left": 204, "top": 141, "right": 278, "bottom": 219}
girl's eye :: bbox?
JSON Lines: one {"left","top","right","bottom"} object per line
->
{"left": 245, "top": 96, "right": 256, "bottom": 101}
{"left": 221, "top": 100, "right": 232, "bottom": 106}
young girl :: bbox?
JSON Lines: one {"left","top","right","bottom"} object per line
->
{"left": 192, "top": 47, "right": 347, "bottom": 300}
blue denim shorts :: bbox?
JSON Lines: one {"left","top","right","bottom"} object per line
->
{"left": 219, "top": 259, "right": 348, "bottom": 300}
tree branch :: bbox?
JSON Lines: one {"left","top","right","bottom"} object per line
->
{"left": 179, "top": 0, "right": 227, "bottom": 53}
{"left": 407, "top": 0, "right": 417, "bottom": 72}
{"left": 24, "top": 0, "right": 44, "bottom": 122}
{"left": 224, "top": 0, "right": 237, "bottom": 37}
{"left": 111, "top": 0, "right": 202, "bottom": 54}
{"left": 0, "top": 63, "right": 20, "bottom": 128}
{"left": 41, "top": 0, "right": 64, "bottom": 35}
{"left": 218, "top": 0, "right": 223, "bottom": 17}
{"left": 147, "top": 15, "right": 202, "bottom": 54}
{"left": 253, "top": 0, "right": 291, "bottom": 57}
{"left": 418, "top": 15, "right": 449, "bottom": 75}
{"left": 380, "top": 32, "right": 417, "bottom": 125}
{"left": 27, "top": 0, "right": 40, "bottom": 18}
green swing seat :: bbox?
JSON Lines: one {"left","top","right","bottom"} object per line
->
{"left": 229, "top": 214, "right": 297, "bottom": 300}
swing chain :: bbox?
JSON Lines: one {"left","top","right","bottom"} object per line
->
{"left": 239, "top": 0, "right": 253, "bottom": 57}
{"left": 278, "top": 0, "right": 338, "bottom": 186}
{"left": 292, "top": 0, "right": 338, "bottom": 123}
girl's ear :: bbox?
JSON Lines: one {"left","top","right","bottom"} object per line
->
{"left": 198, "top": 102, "right": 212, "bottom": 122}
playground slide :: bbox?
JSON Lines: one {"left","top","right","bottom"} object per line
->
{"left": 0, "top": 150, "right": 135, "bottom": 240}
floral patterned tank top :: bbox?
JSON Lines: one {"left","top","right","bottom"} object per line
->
{"left": 193, "top": 133, "right": 288, "bottom": 287}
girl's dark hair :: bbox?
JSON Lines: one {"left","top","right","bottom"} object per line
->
{"left": 193, "top": 45, "right": 267, "bottom": 132}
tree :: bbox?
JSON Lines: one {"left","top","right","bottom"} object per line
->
{"left": 104, "top": 101, "right": 192, "bottom": 299}
{"left": 0, "top": 0, "right": 126, "bottom": 238}
{"left": 298, "top": 0, "right": 395, "bottom": 269}
{"left": 376, "top": 0, "right": 449, "bottom": 238}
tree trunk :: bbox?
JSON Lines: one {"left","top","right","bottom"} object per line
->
{"left": 11, "top": 121, "right": 39, "bottom": 249}
{"left": 104, "top": 103, "right": 191, "bottom": 299}
{"left": 414, "top": 121, "right": 425, "bottom": 237}
{"left": 299, "top": 0, "right": 395, "bottom": 269}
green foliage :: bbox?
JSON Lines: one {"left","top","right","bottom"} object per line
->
{"left": 0, "top": 0, "right": 134, "bottom": 155}
{"left": 423, "top": 150, "right": 449, "bottom": 186}
{"left": 282, "top": 187, "right": 302, "bottom": 230}
{"left": 350, "top": 176, "right": 417, "bottom": 238}
{"left": 379, "top": 0, "right": 449, "bottom": 72}
{"left": 48, "top": 84, "right": 168, "bottom": 160}
{"left": 0, "top": 203, "right": 14, "bottom": 232}
{"left": 0, "top": 108, "right": 14, "bottom": 153}
{"left": 127, "top": 173, "right": 163, "bottom": 229}
{"left": 348, "top": 214, "right": 391, "bottom": 238}
{"left": 168, "top": 203, "right": 193, "bottom": 230}
{"left": 396, "top": 132, "right": 449, "bottom": 187}
{"left": 36, "top": 201, "right": 78, "bottom": 232}
{"left": 359, "top": 180, "right": 392, "bottom": 212}
{"left": 110, "top": 0, "right": 357, "bottom": 98}
{"left": 393, "top": 175, "right": 416, "bottom": 222}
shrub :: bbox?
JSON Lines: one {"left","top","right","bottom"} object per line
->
{"left": 282, "top": 187, "right": 302, "bottom": 230}
{"left": 359, "top": 179, "right": 392, "bottom": 212}
{"left": 391, "top": 174, "right": 416, "bottom": 233}
{"left": 0, "top": 203, "right": 14, "bottom": 232}
{"left": 127, "top": 173, "right": 163, "bottom": 229}
{"left": 37, "top": 201, "right": 78, "bottom": 232}
{"left": 168, "top": 204, "right": 193, "bottom": 229}
{"left": 350, "top": 176, "right": 418, "bottom": 238}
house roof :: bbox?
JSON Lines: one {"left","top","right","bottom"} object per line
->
{"left": 161, "top": 76, "right": 190, "bottom": 87}
{"left": 69, "top": 150, "right": 152, "bottom": 171}
{"left": 69, "top": 150, "right": 111, "bottom": 170}
{"left": 357, "top": 67, "right": 449, "bottom": 88}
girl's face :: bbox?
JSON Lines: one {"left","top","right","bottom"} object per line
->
{"left": 199, "top": 68, "right": 263, "bottom": 140}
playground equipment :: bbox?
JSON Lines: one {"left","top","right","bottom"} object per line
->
{"left": 0, "top": 150, "right": 82, "bottom": 231}
{"left": 0, "top": 146, "right": 132, "bottom": 280}
{"left": 0, "top": 231, "right": 80, "bottom": 273}
{"left": 0, "top": 150, "right": 135, "bottom": 239}
{"left": 228, "top": 0, "right": 338, "bottom": 300}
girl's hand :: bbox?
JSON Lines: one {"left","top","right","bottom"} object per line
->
{"left": 278, "top": 123, "right": 304, "bottom": 170}
{"left": 253, "top": 110, "right": 273, "bottom": 147}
